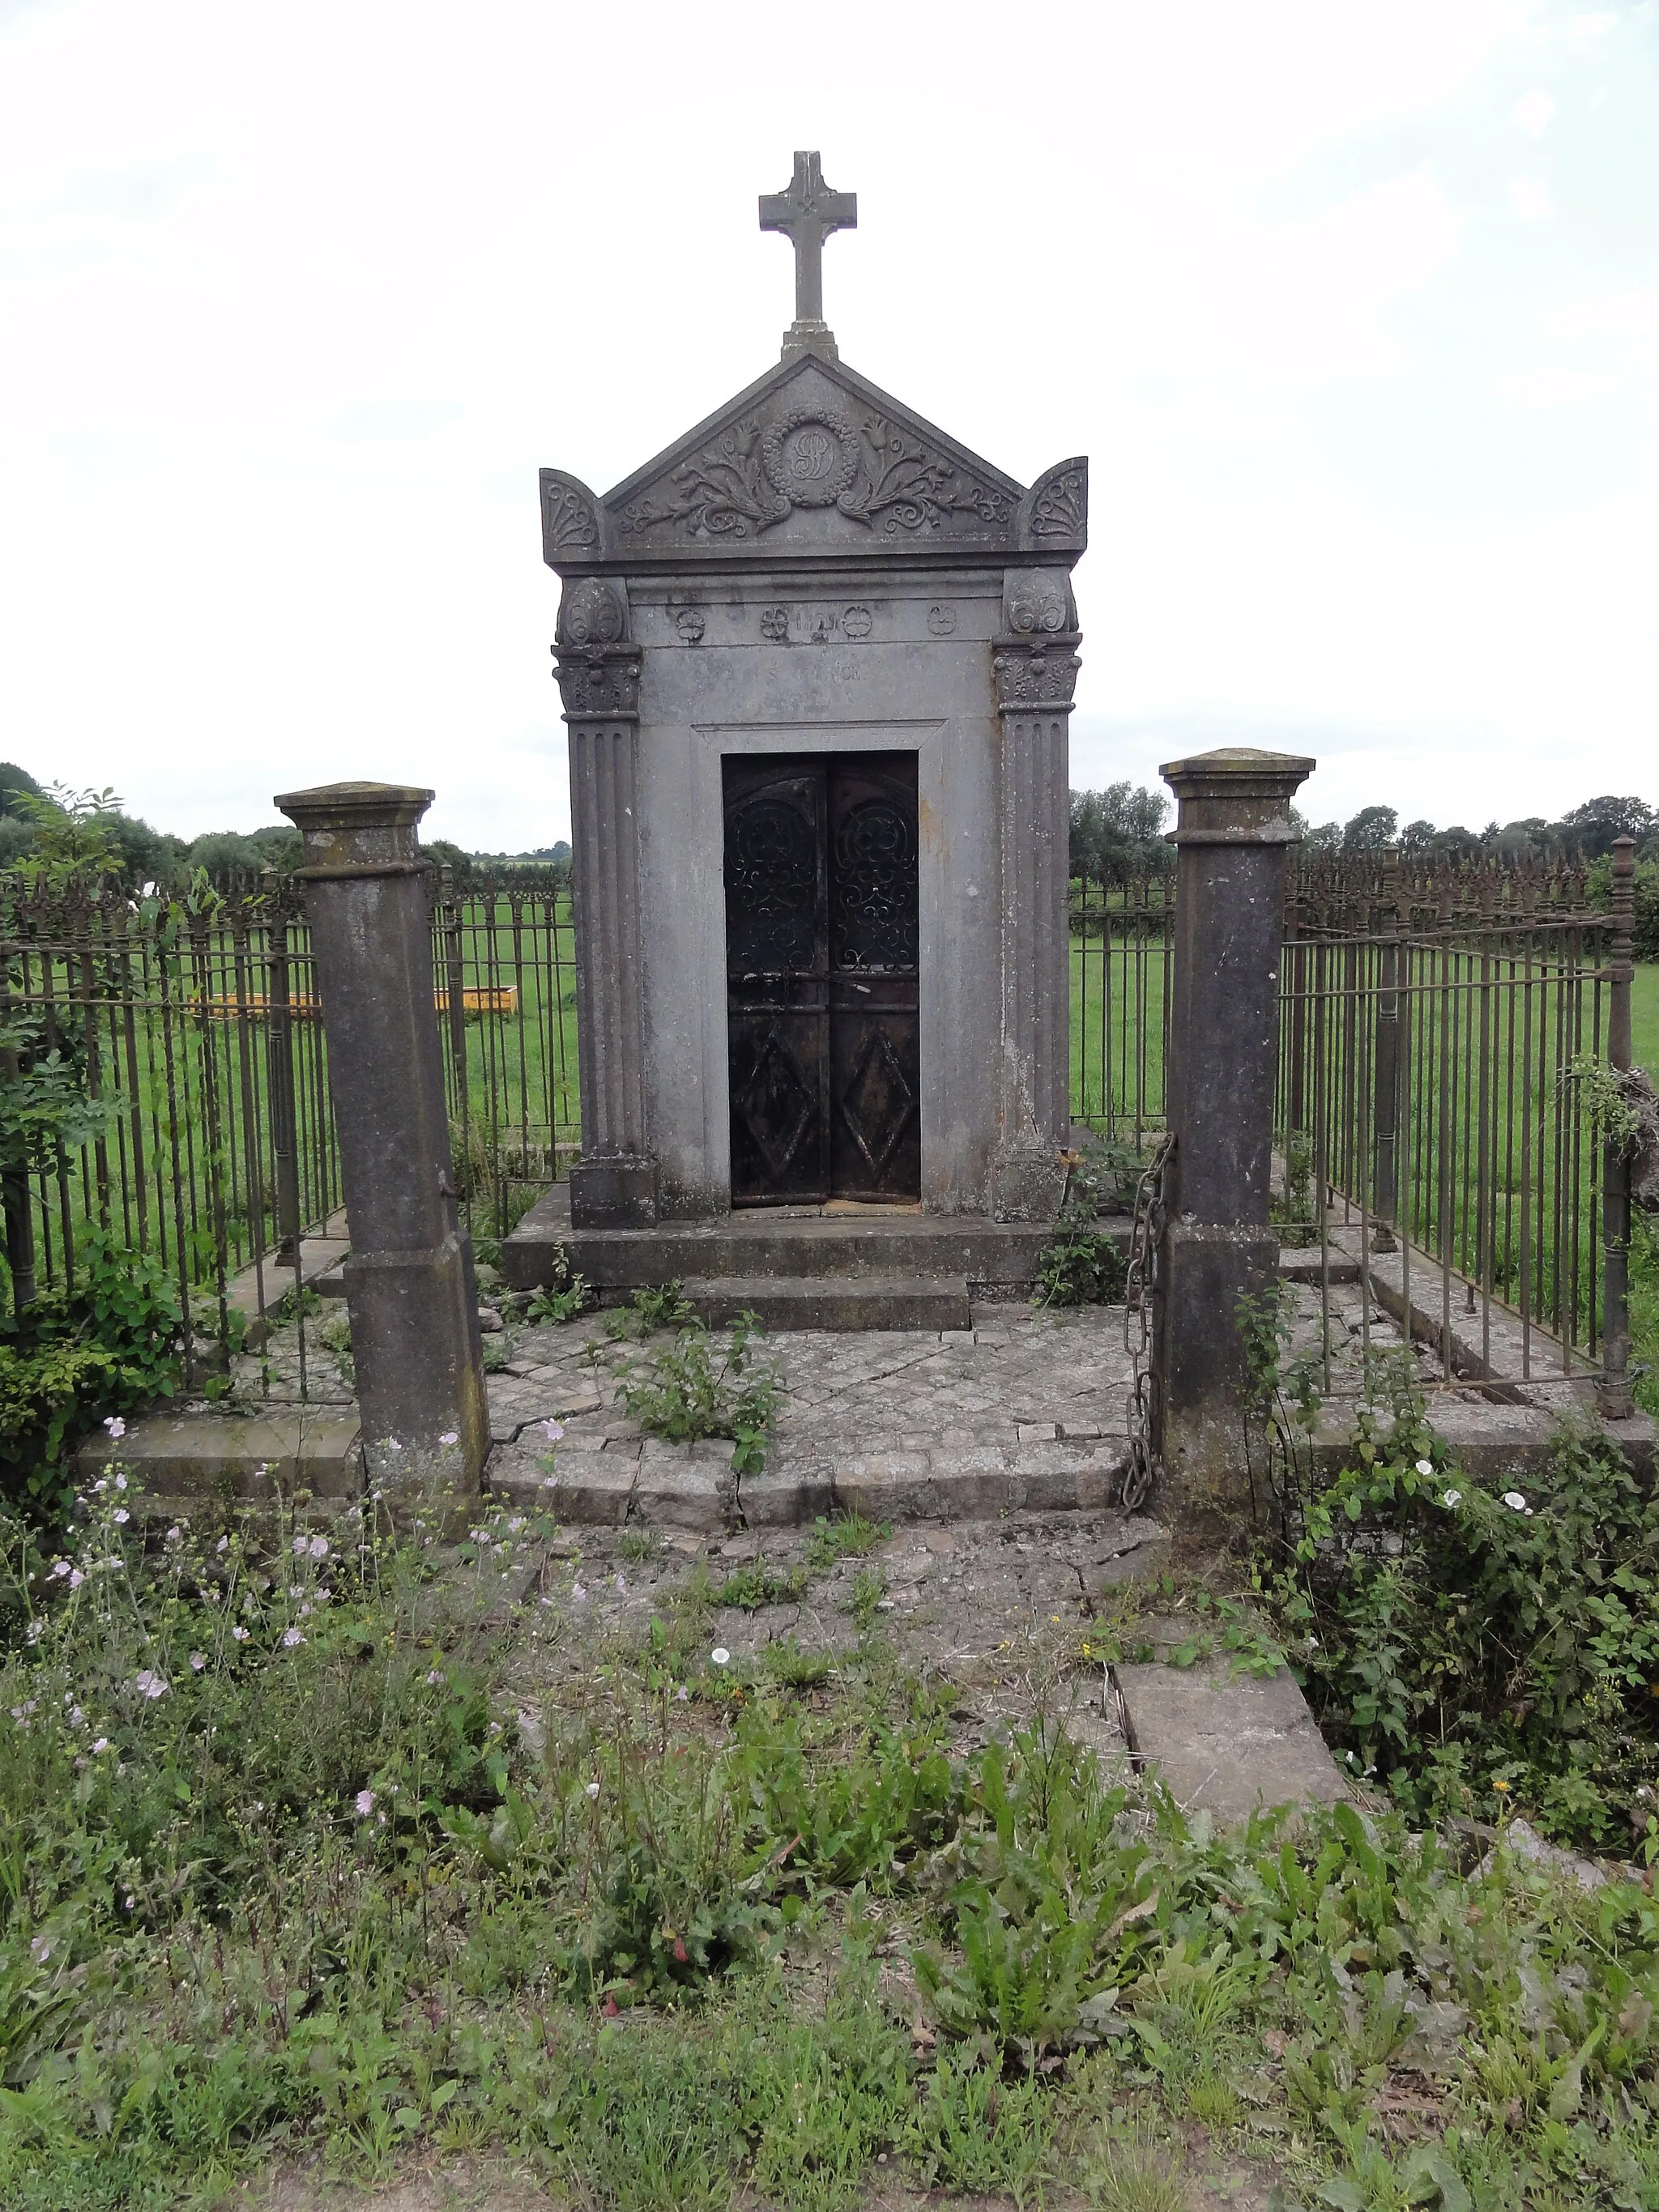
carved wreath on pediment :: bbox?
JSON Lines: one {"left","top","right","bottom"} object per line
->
{"left": 620, "top": 407, "right": 1013, "bottom": 542}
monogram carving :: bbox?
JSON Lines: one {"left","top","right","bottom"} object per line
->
{"left": 760, "top": 607, "right": 791, "bottom": 641}
{"left": 761, "top": 405, "right": 859, "bottom": 506}
{"left": 675, "top": 609, "right": 706, "bottom": 644}
{"left": 620, "top": 407, "right": 1014, "bottom": 543}
{"left": 552, "top": 646, "right": 641, "bottom": 719}
{"left": 842, "top": 605, "right": 872, "bottom": 638}
{"left": 992, "top": 641, "right": 1081, "bottom": 710}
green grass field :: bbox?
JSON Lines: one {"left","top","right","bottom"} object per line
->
{"left": 1633, "top": 962, "right": 1659, "bottom": 1076}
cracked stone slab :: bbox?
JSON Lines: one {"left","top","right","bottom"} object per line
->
{"left": 1113, "top": 1652, "right": 1350, "bottom": 1822}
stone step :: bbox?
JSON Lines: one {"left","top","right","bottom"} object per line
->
{"left": 1111, "top": 1619, "right": 1352, "bottom": 1821}
{"left": 501, "top": 1186, "right": 1115, "bottom": 1292}
{"left": 680, "top": 1272, "right": 971, "bottom": 1332}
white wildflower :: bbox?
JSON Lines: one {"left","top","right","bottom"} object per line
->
{"left": 1441, "top": 1490, "right": 1462, "bottom": 1509}
{"left": 710, "top": 1647, "right": 730, "bottom": 1668}
{"left": 1503, "top": 1491, "right": 1527, "bottom": 1511}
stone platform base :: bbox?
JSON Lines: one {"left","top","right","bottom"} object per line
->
{"left": 501, "top": 1184, "right": 1119, "bottom": 1307}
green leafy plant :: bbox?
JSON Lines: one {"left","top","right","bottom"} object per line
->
{"left": 1034, "top": 1221, "right": 1129, "bottom": 1308}
{"left": 619, "top": 1311, "right": 780, "bottom": 1475}
{"left": 0, "top": 1229, "right": 181, "bottom": 1517}
{"left": 1257, "top": 1408, "right": 1659, "bottom": 1845}
{"left": 804, "top": 1513, "right": 889, "bottom": 1573}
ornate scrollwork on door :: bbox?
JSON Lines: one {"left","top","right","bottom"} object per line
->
{"left": 831, "top": 797, "right": 919, "bottom": 971}
{"left": 726, "top": 796, "right": 819, "bottom": 972}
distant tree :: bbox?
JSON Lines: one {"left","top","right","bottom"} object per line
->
{"left": 186, "top": 832, "right": 265, "bottom": 881}
{"left": 1557, "top": 795, "right": 1656, "bottom": 858}
{"left": 1341, "top": 805, "right": 1398, "bottom": 852}
{"left": 1427, "top": 825, "right": 1481, "bottom": 858}
{"left": 95, "top": 812, "right": 177, "bottom": 888}
{"left": 1399, "top": 819, "right": 1436, "bottom": 851}
{"left": 1068, "top": 782, "right": 1171, "bottom": 882}
{"left": 1294, "top": 813, "right": 1342, "bottom": 854}
{"left": 0, "top": 765, "right": 42, "bottom": 818}
{"left": 422, "top": 838, "right": 474, "bottom": 881}
{"left": 0, "top": 817, "right": 34, "bottom": 869}
{"left": 248, "top": 825, "right": 304, "bottom": 871}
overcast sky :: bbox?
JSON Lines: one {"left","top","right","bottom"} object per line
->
{"left": 1, "top": 0, "right": 1654, "bottom": 850}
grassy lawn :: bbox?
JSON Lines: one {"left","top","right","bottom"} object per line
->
{"left": 1633, "top": 962, "right": 1659, "bottom": 1077}
{"left": 6, "top": 1428, "right": 1659, "bottom": 2212}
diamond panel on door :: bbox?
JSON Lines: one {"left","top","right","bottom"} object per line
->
{"left": 827, "top": 755, "right": 920, "bottom": 1203}
{"left": 724, "top": 761, "right": 830, "bottom": 1204}
{"left": 725, "top": 752, "right": 919, "bottom": 1207}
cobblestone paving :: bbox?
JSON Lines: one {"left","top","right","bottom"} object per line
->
{"left": 484, "top": 1302, "right": 1138, "bottom": 1528}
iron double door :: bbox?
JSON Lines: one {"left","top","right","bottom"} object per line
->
{"left": 723, "top": 752, "right": 920, "bottom": 1207}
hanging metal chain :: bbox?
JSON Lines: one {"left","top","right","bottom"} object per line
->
{"left": 1121, "top": 1131, "right": 1175, "bottom": 1513}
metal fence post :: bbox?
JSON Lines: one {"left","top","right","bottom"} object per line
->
{"left": 1597, "top": 834, "right": 1636, "bottom": 1420}
{"left": 262, "top": 877, "right": 303, "bottom": 1266}
{"left": 1154, "top": 746, "right": 1314, "bottom": 1536}
{"left": 1371, "top": 846, "right": 1401, "bottom": 1253}
{"left": 275, "top": 782, "right": 489, "bottom": 1513}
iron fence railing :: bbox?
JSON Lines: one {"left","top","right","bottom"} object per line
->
{"left": 2, "top": 846, "right": 1631, "bottom": 1415}
{"left": 0, "top": 875, "right": 338, "bottom": 1377}
{"left": 1068, "top": 872, "right": 1174, "bottom": 1143}
{"left": 0, "top": 870, "right": 578, "bottom": 1402}
{"left": 1276, "top": 847, "right": 1635, "bottom": 1398}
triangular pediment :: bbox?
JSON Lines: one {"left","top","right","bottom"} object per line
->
{"left": 540, "top": 354, "right": 1087, "bottom": 570}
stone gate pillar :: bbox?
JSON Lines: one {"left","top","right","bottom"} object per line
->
{"left": 274, "top": 781, "right": 489, "bottom": 1511}
{"left": 1154, "top": 748, "right": 1313, "bottom": 1535}
{"left": 552, "top": 576, "right": 656, "bottom": 1228}
{"left": 990, "top": 568, "right": 1080, "bottom": 1220}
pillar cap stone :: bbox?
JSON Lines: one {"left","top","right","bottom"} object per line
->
{"left": 1159, "top": 748, "right": 1315, "bottom": 847}
{"left": 274, "top": 782, "right": 434, "bottom": 880}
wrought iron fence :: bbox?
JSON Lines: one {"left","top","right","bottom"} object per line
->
{"left": 0, "top": 875, "right": 338, "bottom": 1370}
{"left": 0, "top": 869, "right": 578, "bottom": 1400}
{"left": 1276, "top": 846, "right": 1636, "bottom": 1399}
{"left": 1068, "top": 872, "right": 1174, "bottom": 1142}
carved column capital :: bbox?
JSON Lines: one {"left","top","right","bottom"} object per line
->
{"left": 992, "top": 636, "right": 1081, "bottom": 712}
{"left": 552, "top": 645, "right": 642, "bottom": 721}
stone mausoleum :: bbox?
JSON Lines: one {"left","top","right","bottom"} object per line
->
{"left": 509, "top": 156, "right": 1089, "bottom": 1322}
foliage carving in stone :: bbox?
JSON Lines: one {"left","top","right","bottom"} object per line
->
{"left": 992, "top": 641, "right": 1082, "bottom": 710}
{"left": 1003, "top": 570, "right": 1073, "bottom": 635}
{"left": 619, "top": 403, "right": 1013, "bottom": 544}
{"left": 552, "top": 646, "right": 641, "bottom": 719}
{"left": 559, "top": 576, "right": 627, "bottom": 647}
{"left": 1017, "top": 458, "right": 1088, "bottom": 553}
{"left": 540, "top": 471, "right": 603, "bottom": 564}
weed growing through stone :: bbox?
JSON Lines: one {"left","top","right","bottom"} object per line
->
{"left": 803, "top": 1511, "right": 889, "bottom": 1572}
{"left": 619, "top": 1310, "right": 781, "bottom": 1473}
{"left": 714, "top": 1557, "right": 808, "bottom": 1611}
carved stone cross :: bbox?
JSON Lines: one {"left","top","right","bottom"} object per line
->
{"left": 760, "top": 151, "right": 856, "bottom": 330}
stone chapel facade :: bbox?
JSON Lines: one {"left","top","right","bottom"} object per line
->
{"left": 541, "top": 158, "right": 1086, "bottom": 1234}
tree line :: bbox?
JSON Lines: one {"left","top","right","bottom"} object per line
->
{"left": 0, "top": 766, "right": 569, "bottom": 892}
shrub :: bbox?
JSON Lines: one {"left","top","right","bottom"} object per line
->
{"left": 0, "top": 1231, "right": 181, "bottom": 1520}
{"left": 1258, "top": 1410, "right": 1659, "bottom": 1848}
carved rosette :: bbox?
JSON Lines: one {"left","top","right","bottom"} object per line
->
{"left": 552, "top": 646, "right": 641, "bottom": 720}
